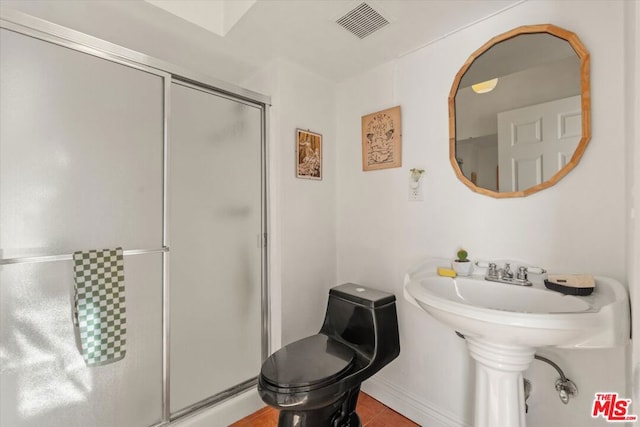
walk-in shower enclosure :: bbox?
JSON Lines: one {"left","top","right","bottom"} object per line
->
{"left": 0, "top": 10, "right": 269, "bottom": 426}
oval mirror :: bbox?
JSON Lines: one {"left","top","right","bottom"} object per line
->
{"left": 449, "top": 24, "right": 590, "bottom": 198}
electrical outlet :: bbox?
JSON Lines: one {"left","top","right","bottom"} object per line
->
{"left": 409, "top": 185, "right": 423, "bottom": 201}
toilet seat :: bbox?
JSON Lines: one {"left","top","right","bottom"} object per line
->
{"left": 261, "top": 334, "right": 355, "bottom": 389}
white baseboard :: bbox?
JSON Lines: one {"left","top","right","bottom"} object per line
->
{"left": 361, "top": 376, "right": 471, "bottom": 427}
{"left": 171, "top": 376, "right": 470, "bottom": 427}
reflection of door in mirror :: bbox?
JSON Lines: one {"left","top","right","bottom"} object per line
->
{"left": 497, "top": 95, "right": 581, "bottom": 192}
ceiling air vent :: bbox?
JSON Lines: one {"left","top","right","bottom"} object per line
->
{"left": 336, "top": 2, "right": 389, "bottom": 39}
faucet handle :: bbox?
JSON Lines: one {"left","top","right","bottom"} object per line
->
{"left": 517, "top": 266, "right": 528, "bottom": 281}
{"left": 527, "top": 266, "right": 547, "bottom": 274}
{"left": 487, "top": 262, "right": 498, "bottom": 278}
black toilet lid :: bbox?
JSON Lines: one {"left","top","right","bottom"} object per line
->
{"left": 261, "top": 334, "right": 355, "bottom": 389}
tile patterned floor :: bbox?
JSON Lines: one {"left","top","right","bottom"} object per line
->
{"left": 229, "top": 392, "right": 419, "bottom": 426}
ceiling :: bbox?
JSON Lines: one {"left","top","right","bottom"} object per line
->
{"left": 139, "top": 0, "right": 525, "bottom": 83}
{"left": 1, "top": 0, "right": 525, "bottom": 83}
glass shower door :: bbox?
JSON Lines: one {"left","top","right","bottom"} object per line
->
{"left": 0, "top": 28, "right": 164, "bottom": 427}
{"left": 168, "top": 81, "right": 264, "bottom": 415}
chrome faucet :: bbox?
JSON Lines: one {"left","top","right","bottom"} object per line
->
{"left": 484, "top": 262, "right": 535, "bottom": 286}
{"left": 517, "top": 266, "right": 528, "bottom": 282}
{"left": 502, "top": 263, "right": 514, "bottom": 280}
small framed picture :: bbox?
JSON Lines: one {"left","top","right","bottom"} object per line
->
{"left": 362, "top": 106, "right": 402, "bottom": 171}
{"left": 296, "top": 129, "right": 322, "bottom": 180}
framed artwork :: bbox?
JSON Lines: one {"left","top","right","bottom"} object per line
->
{"left": 296, "top": 129, "right": 322, "bottom": 180}
{"left": 361, "top": 106, "right": 402, "bottom": 171}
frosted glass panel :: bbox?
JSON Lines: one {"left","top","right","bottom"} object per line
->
{"left": 0, "top": 28, "right": 163, "bottom": 259}
{"left": 0, "top": 28, "right": 164, "bottom": 426}
{"left": 169, "top": 83, "right": 263, "bottom": 413}
{"left": 0, "top": 254, "right": 163, "bottom": 427}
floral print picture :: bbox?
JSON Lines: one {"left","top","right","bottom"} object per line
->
{"left": 296, "top": 129, "right": 322, "bottom": 180}
{"left": 362, "top": 106, "right": 402, "bottom": 171}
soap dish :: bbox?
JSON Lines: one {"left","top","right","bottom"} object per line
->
{"left": 544, "top": 274, "right": 595, "bottom": 296}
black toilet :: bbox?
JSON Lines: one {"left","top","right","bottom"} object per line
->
{"left": 258, "top": 283, "right": 400, "bottom": 427}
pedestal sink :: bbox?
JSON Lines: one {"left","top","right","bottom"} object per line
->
{"left": 404, "top": 260, "right": 630, "bottom": 427}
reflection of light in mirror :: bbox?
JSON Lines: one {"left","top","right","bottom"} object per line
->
{"left": 472, "top": 78, "right": 498, "bottom": 94}
{"left": 5, "top": 298, "right": 91, "bottom": 420}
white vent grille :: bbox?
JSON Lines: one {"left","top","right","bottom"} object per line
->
{"left": 336, "top": 2, "right": 389, "bottom": 39}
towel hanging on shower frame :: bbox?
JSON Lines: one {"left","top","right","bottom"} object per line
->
{"left": 72, "top": 247, "right": 127, "bottom": 367}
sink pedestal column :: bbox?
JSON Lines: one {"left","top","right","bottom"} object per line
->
{"left": 465, "top": 338, "right": 536, "bottom": 427}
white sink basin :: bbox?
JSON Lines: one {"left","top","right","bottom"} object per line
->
{"left": 404, "top": 259, "right": 631, "bottom": 427}
{"left": 404, "top": 262, "right": 630, "bottom": 348}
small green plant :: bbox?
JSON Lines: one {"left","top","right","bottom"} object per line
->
{"left": 456, "top": 249, "right": 469, "bottom": 262}
{"left": 409, "top": 168, "right": 425, "bottom": 181}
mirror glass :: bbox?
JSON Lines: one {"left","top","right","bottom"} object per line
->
{"left": 449, "top": 25, "right": 590, "bottom": 198}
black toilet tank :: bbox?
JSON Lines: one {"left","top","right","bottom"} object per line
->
{"left": 329, "top": 283, "right": 396, "bottom": 308}
{"left": 320, "top": 283, "right": 399, "bottom": 364}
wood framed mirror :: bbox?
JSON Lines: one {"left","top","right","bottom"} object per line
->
{"left": 449, "top": 24, "right": 590, "bottom": 198}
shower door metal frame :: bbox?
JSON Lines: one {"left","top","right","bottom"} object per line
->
{"left": 166, "top": 78, "right": 269, "bottom": 422}
{"left": 0, "top": 8, "right": 270, "bottom": 427}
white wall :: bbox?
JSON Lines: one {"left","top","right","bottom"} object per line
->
{"left": 336, "top": 1, "right": 631, "bottom": 426}
{"left": 626, "top": 0, "right": 640, "bottom": 409}
{"left": 244, "top": 59, "right": 337, "bottom": 348}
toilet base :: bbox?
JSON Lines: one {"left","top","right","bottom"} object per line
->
{"left": 276, "top": 386, "right": 361, "bottom": 427}
{"left": 278, "top": 409, "right": 361, "bottom": 427}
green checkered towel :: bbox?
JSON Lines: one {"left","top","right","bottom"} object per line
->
{"left": 73, "top": 247, "right": 126, "bottom": 367}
